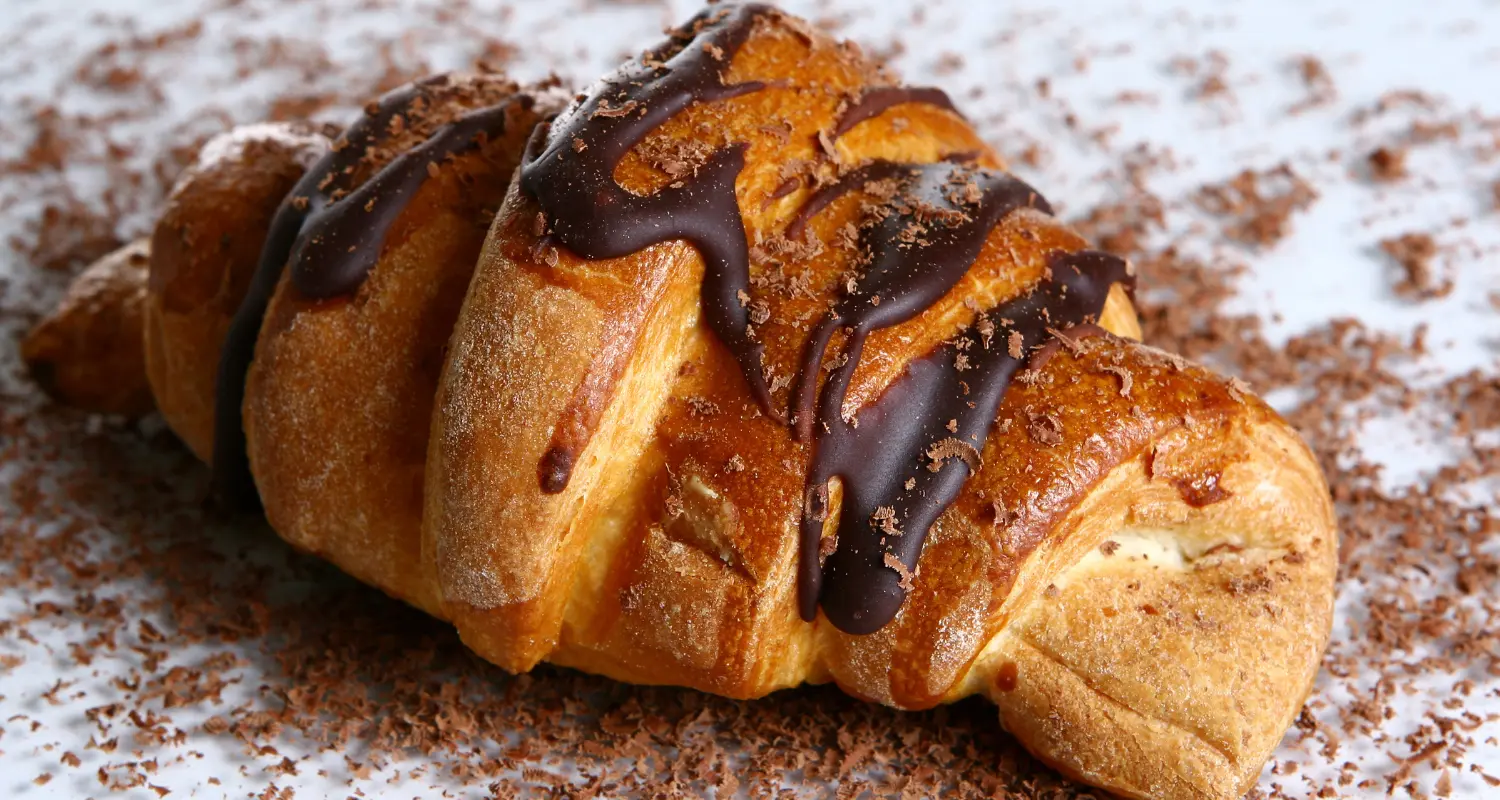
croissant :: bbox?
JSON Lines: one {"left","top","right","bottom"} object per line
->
{"left": 21, "top": 5, "right": 1337, "bottom": 799}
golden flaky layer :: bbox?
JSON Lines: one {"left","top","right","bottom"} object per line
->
{"left": 22, "top": 8, "right": 1337, "bottom": 800}
{"left": 427, "top": 10, "right": 1334, "bottom": 799}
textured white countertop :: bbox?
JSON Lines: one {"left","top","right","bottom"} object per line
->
{"left": 2, "top": 0, "right": 1498, "bottom": 797}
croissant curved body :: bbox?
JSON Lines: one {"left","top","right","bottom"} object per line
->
{"left": 22, "top": 6, "right": 1336, "bottom": 799}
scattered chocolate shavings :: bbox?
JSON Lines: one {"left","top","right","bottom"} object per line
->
{"left": 1289, "top": 55, "right": 1338, "bottom": 114}
{"left": 924, "top": 438, "right": 982, "bottom": 473}
{"left": 1045, "top": 326, "right": 1083, "bottom": 356}
{"left": 871, "top": 506, "right": 901, "bottom": 536}
{"left": 1193, "top": 163, "right": 1318, "bottom": 249}
{"left": 1099, "top": 365, "right": 1133, "bottom": 397}
{"left": 817, "top": 128, "right": 839, "bottom": 162}
{"left": 882, "top": 553, "right": 915, "bottom": 593}
{"left": 747, "top": 299, "right": 771, "bottom": 325}
{"left": 3, "top": 4, "right": 1499, "bottom": 799}
{"left": 818, "top": 533, "right": 839, "bottom": 562}
{"left": 975, "top": 316, "right": 995, "bottom": 349}
{"left": 686, "top": 396, "right": 720, "bottom": 417}
{"left": 1381, "top": 232, "right": 1452, "bottom": 300}
{"left": 1368, "top": 146, "right": 1408, "bottom": 182}
{"left": 1225, "top": 376, "right": 1250, "bottom": 402}
{"left": 1006, "top": 330, "right": 1024, "bottom": 359}
{"left": 591, "top": 99, "right": 638, "bottom": 119}
{"left": 1025, "top": 412, "right": 1064, "bottom": 446}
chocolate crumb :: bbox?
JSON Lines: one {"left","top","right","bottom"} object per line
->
{"left": 1367, "top": 146, "right": 1407, "bottom": 182}
{"left": 1380, "top": 232, "right": 1451, "bottom": 300}
{"left": 883, "top": 553, "right": 915, "bottom": 592}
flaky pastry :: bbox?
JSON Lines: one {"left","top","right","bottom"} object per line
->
{"left": 23, "top": 6, "right": 1336, "bottom": 799}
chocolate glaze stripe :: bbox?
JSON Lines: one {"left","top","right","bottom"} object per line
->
{"left": 787, "top": 162, "right": 1062, "bottom": 631}
{"left": 783, "top": 160, "right": 911, "bottom": 242}
{"left": 832, "top": 86, "right": 963, "bottom": 139}
{"left": 506, "top": 0, "right": 1129, "bottom": 633}
{"left": 791, "top": 163, "right": 1052, "bottom": 441}
{"left": 801, "top": 248, "right": 1132, "bottom": 633}
{"left": 292, "top": 97, "right": 533, "bottom": 298}
{"left": 519, "top": 4, "right": 777, "bottom": 495}
{"left": 211, "top": 77, "right": 520, "bottom": 509}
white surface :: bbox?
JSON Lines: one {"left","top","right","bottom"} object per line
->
{"left": 2, "top": 0, "right": 1498, "bottom": 797}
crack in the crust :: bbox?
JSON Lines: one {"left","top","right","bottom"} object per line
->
{"left": 655, "top": 513, "right": 757, "bottom": 584}
{"left": 1011, "top": 632, "right": 1240, "bottom": 773}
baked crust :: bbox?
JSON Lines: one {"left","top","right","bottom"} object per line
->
{"left": 22, "top": 239, "right": 154, "bottom": 417}
{"left": 26, "top": 8, "right": 1338, "bottom": 800}
{"left": 427, "top": 9, "right": 1336, "bottom": 799}
{"left": 146, "top": 123, "right": 331, "bottom": 460}
{"left": 243, "top": 75, "right": 557, "bottom": 614}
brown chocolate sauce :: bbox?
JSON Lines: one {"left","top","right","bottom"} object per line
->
{"left": 538, "top": 447, "right": 575, "bottom": 495}
{"left": 518, "top": 4, "right": 777, "bottom": 489}
{"left": 291, "top": 98, "right": 534, "bottom": 298}
{"left": 792, "top": 163, "right": 1130, "bottom": 632}
{"left": 833, "top": 86, "right": 962, "bottom": 138}
{"left": 789, "top": 163, "right": 1050, "bottom": 441}
{"left": 783, "top": 160, "right": 909, "bottom": 242}
{"left": 212, "top": 76, "right": 526, "bottom": 509}
{"left": 513, "top": 2, "right": 1133, "bottom": 632}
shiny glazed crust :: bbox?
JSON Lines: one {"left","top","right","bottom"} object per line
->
{"left": 426, "top": 11, "right": 1335, "bottom": 800}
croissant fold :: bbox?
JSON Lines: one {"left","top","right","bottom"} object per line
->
{"left": 22, "top": 5, "right": 1337, "bottom": 799}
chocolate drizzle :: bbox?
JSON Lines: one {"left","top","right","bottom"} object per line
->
{"left": 783, "top": 160, "right": 909, "bottom": 242}
{"left": 291, "top": 99, "right": 533, "bottom": 298}
{"left": 787, "top": 159, "right": 1131, "bottom": 632}
{"left": 790, "top": 163, "right": 1050, "bottom": 441}
{"left": 518, "top": 4, "right": 777, "bottom": 470}
{"left": 833, "top": 86, "right": 962, "bottom": 138}
{"left": 212, "top": 76, "right": 523, "bottom": 509}
{"left": 799, "top": 247, "right": 1129, "bottom": 632}
{"left": 508, "top": 2, "right": 1132, "bottom": 632}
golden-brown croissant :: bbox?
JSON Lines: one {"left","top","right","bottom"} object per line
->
{"left": 22, "top": 6, "right": 1337, "bottom": 799}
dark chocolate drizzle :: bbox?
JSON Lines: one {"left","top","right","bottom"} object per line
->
{"left": 291, "top": 99, "right": 533, "bottom": 298}
{"left": 212, "top": 76, "right": 524, "bottom": 509}
{"left": 509, "top": 2, "right": 1132, "bottom": 632}
{"left": 786, "top": 158, "right": 1130, "bottom": 632}
{"left": 789, "top": 163, "right": 1050, "bottom": 441}
{"left": 798, "top": 245, "right": 1130, "bottom": 633}
{"left": 783, "top": 160, "right": 910, "bottom": 242}
{"left": 518, "top": 3, "right": 776, "bottom": 466}
{"left": 832, "top": 86, "right": 963, "bottom": 138}
{"left": 537, "top": 445, "right": 575, "bottom": 495}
